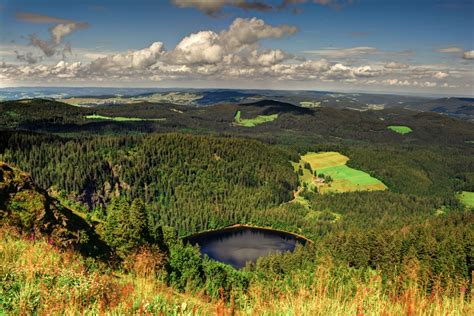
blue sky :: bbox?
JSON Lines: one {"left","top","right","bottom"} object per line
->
{"left": 0, "top": 0, "right": 473, "bottom": 95}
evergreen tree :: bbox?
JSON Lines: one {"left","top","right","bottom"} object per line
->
{"left": 129, "top": 198, "right": 149, "bottom": 244}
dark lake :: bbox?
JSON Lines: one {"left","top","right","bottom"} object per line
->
{"left": 184, "top": 226, "right": 307, "bottom": 269}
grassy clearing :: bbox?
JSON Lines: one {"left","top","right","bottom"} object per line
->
{"left": 5, "top": 111, "right": 20, "bottom": 119}
{"left": 459, "top": 191, "right": 474, "bottom": 209}
{"left": 299, "top": 101, "right": 321, "bottom": 108}
{"left": 304, "top": 210, "right": 341, "bottom": 223}
{"left": 290, "top": 161, "right": 317, "bottom": 207}
{"left": 1, "top": 228, "right": 471, "bottom": 315}
{"left": 299, "top": 152, "right": 387, "bottom": 194}
{"left": 388, "top": 125, "right": 413, "bottom": 134}
{"left": 234, "top": 110, "right": 278, "bottom": 127}
{"left": 302, "top": 151, "right": 348, "bottom": 169}
{"left": 84, "top": 114, "right": 165, "bottom": 122}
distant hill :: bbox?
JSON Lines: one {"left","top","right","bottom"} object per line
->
{"left": 1, "top": 97, "right": 474, "bottom": 146}
{"left": 240, "top": 99, "right": 313, "bottom": 115}
{"left": 2, "top": 87, "right": 473, "bottom": 120}
{"left": 196, "top": 90, "right": 256, "bottom": 105}
{"left": 404, "top": 97, "right": 474, "bottom": 121}
{"left": 0, "top": 98, "right": 91, "bottom": 129}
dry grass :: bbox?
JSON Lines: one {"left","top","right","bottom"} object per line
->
{"left": 0, "top": 227, "right": 215, "bottom": 315}
{"left": 245, "top": 266, "right": 473, "bottom": 316}
{"left": 1, "top": 227, "right": 472, "bottom": 315}
{"left": 302, "top": 151, "right": 349, "bottom": 169}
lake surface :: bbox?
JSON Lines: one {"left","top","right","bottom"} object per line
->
{"left": 184, "top": 226, "right": 307, "bottom": 268}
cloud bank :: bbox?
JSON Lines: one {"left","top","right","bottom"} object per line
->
{"left": 172, "top": 0, "right": 352, "bottom": 15}
{"left": 172, "top": 0, "right": 273, "bottom": 16}
{"left": 4, "top": 17, "right": 473, "bottom": 93}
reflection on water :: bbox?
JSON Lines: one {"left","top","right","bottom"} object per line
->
{"left": 185, "top": 227, "right": 306, "bottom": 268}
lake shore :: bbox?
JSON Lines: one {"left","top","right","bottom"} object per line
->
{"left": 184, "top": 223, "right": 313, "bottom": 244}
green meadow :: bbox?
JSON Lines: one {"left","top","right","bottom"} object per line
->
{"left": 299, "top": 152, "right": 387, "bottom": 194}
{"left": 459, "top": 191, "right": 474, "bottom": 209}
{"left": 317, "top": 164, "right": 387, "bottom": 193}
{"left": 234, "top": 110, "right": 278, "bottom": 127}
{"left": 388, "top": 125, "right": 412, "bottom": 134}
{"left": 84, "top": 114, "right": 165, "bottom": 122}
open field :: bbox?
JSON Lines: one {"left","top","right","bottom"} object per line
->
{"left": 84, "top": 114, "right": 166, "bottom": 122}
{"left": 388, "top": 125, "right": 412, "bottom": 134}
{"left": 63, "top": 97, "right": 142, "bottom": 106}
{"left": 299, "top": 101, "right": 321, "bottom": 108}
{"left": 299, "top": 152, "right": 387, "bottom": 194}
{"left": 301, "top": 151, "right": 348, "bottom": 169}
{"left": 459, "top": 191, "right": 474, "bottom": 209}
{"left": 61, "top": 92, "right": 202, "bottom": 106}
{"left": 234, "top": 110, "right": 278, "bottom": 127}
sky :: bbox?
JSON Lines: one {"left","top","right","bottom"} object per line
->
{"left": 0, "top": 0, "right": 473, "bottom": 96}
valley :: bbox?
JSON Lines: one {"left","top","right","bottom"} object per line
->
{"left": 0, "top": 91, "right": 473, "bottom": 315}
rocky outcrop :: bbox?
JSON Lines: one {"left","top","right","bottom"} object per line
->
{"left": 0, "top": 162, "right": 112, "bottom": 260}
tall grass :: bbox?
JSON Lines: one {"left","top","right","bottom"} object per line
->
{"left": 1, "top": 227, "right": 472, "bottom": 315}
{"left": 0, "top": 228, "right": 214, "bottom": 315}
{"left": 243, "top": 266, "right": 472, "bottom": 315}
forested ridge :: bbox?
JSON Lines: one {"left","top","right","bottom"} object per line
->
{"left": 2, "top": 99, "right": 474, "bottom": 148}
{"left": 0, "top": 131, "right": 297, "bottom": 235}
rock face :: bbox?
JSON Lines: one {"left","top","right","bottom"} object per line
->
{"left": 0, "top": 162, "right": 112, "bottom": 259}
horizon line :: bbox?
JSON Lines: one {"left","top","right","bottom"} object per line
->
{"left": 2, "top": 85, "right": 473, "bottom": 99}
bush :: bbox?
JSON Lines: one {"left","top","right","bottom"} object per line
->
{"left": 123, "top": 245, "right": 166, "bottom": 278}
{"left": 202, "top": 259, "right": 250, "bottom": 300}
{"left": 167, "top": 243, "right": 204, "bottom": 291}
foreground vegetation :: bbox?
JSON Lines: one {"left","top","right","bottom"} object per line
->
{"left": 1, "top": 227, "right": 472, "bottom": 315}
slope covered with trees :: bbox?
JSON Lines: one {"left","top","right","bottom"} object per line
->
{"left": 0, "top": 161, "right": 110, "bottom": 258}
{"left": 0, "top": 132, "right": 297, "bottom": 235}
{"left": 2, "top": 99, "right": 474, "bottom": 148}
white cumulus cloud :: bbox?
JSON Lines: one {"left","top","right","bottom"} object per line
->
{"left": 384, "top": 62, "right": 409, "bottom": 69}
{"left": 463, "top": 50, "right": 474, "bottom": 60}
{"left": 434, "top": 71, "right": 449, "bottom": 79}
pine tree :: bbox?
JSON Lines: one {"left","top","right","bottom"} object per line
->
{"left": 129, "top": 198, "right": 149, "bottom": 245}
